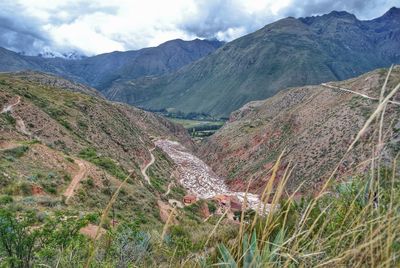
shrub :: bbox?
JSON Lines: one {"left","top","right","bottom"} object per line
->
{"left": 0, "top": 195, "right": 13, "bottom": 205}
{"left": 79, "top": 147, "right": 128, "bottom": 180}
{"left": 4, "top": 145, "right": 29, "bottom": 158}
{"left": 2, "top": 111, "right": 16, "bottom": 125}
{"left": 0, "top": 209, "right": 89, "bottom": 267}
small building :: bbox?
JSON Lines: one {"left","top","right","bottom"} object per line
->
{"left": 230, "top": 200, "right": 243, "bottom": 212}
{"left": 183, "top": 194, "right": 197, "bottom": 204}
{"left": 214, "top": 194, "right": 230, "bottom": 206}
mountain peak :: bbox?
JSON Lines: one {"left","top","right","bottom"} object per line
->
{"left": 325, "top": 10, "right": 357, "bottom": 20}
{"left": 299, "top": 10, "right": 357, "bottom": 25}
{"left": 382, "top": 6, "right": 400, "bottom": 18}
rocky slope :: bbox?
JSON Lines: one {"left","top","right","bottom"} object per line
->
{"left": 0, "top": 71, "right": 193, "bottom": 225}
{"left": 0, "top": 39, "right": 223, "bottom": 92}
{"left": 105, "top": 7, "right": 400, "bottom": 117}
{"left": 200, "top": 66, "right": 400, "bottom": 194}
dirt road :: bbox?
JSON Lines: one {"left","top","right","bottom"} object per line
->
{"left": 64, "top": 160, "right": 88, "bottom": 202}
{"left": 1, "top": 96, "right": 31, "bottom": 136}
{"left": 1, "top": 96, "right": 20, "bottom": 113}
{"left": 141, "top": 147, "right": 155, "bottom": 186}
{"left": 321, "top": 83, "right": 400, "bottom": 105}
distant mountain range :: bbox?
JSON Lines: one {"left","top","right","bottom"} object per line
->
{"left": 104, "top": 7, "right": 400, "bottom": 117}
{"left": 0, "top": 38, "right": 224, "bottom": 92}
{"left": 0, "top": 8, "right": 399, "bottom": 118}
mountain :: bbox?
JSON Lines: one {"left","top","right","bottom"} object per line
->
{"left": 104, "top": 7, "right": 400, "bottom": 117}
{"left": 0, "top": 71, "right": 193, "bottom": 226}
{"left": 199, "top": 66, "right": 400, "bottom": 194}
{"left": 0, "top": 38, "right": 224, "bottom": 91}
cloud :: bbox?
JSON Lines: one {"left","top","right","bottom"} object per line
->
{"left": 179, "top": 0, "right": 287, "bottom": 40}
{"left": 0, "top": 0, "right": 397, "bottom": 56}
{"left": 0, "top": 2, "right": 51, "bottom": 54}
{"left": 283, "top": 0, "right": 398, "bottom": 19}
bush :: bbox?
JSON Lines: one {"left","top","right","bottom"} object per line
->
{"left": 3, "top": 145, "right": 29, "bottom": 158}
{"left": 79, "top": 147, "right": 128, "bottom": 180}
{"left": 0, "top": 209, "right": 89, "bottom": 267}
{"left": 2, "top": 111, "right": 16, "bottom": 125}
{"left": 0, "top": 195, "right": 13, "bottom": 205}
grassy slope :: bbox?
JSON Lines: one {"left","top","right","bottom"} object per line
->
{"left": 0, "top": 72, "right": 194, "bottom": 226}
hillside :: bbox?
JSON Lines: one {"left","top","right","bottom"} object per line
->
{"left": 0, "top": 39, "right": 223, "bottom": 91}
{"left": 199, "top": 66, "right": 400, "bottom": 193}
{"left": 0, "top": 72, "right": 257, "bottom": 266}
{"left": 0, "top": 71, "right": 196, "bottom": 226}
{"left": 105, "top": 7, "right": 400, "bottom": 117}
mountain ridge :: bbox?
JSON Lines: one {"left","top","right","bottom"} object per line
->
{"left": 0, "top": 38, "right": 224, "bottom": 92}
{"left": 105, "top": 7, "right": 400, "bottom": 117}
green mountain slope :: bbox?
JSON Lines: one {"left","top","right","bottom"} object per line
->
{"left": 105, "top": 7, "right": 400, "bottom": 117}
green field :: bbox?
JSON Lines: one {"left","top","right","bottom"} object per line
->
{"left": 166, "top": 118, "right": 225, "bottom": 130}
{"left": 167, "top": 118, "right": 225, "bottom": 139}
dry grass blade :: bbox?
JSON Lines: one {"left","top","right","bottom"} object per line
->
{"left": 204, "top": 210, "right": 228, "bottom": 248}
{"left": 84, "top": 171, "right": 137, "bottom": 268}
{"left": 346, "top": 79, "right": 400, "bottom": 155}
{"left": 161, "top": 206, "right": 177, "bottom": 242}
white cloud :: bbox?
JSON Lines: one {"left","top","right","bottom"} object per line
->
{"left": 0, "top": 0, "right": 398, "bottom": 55}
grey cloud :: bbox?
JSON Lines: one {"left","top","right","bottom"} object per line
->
{"left": 0, "top": 0, "right": 398, "bottom": 56}
{"left": 180, "top": 1, "right": 254, "bottom": 38}
{"left": 179, "top": 0, "right": 398, "bottom": 41}
{"left": 0, "top": 1, "right": 118, "bottom": 55}
{"left": 0, "top": 3, "right": 51, "bottom": 55}
{"left": 284, "top": 0, "right": 398, "bottom": 19}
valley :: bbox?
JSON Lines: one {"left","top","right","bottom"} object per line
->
{"left": 0, "top": 4, "right": 400, "bottom": 267}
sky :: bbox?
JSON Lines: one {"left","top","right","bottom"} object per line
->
{"left": 0, "top": 0, "right": 397, "bottom": 56}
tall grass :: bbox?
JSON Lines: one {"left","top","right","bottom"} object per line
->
{"left": 214, "top": 68, "right": 400, "bottom": 267}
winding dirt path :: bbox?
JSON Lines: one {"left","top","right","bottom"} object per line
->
{"left": 1, "top": 96, "right": 20, "bottom": 113}
{"left": 1, "top": 96, "right": 31, "bottom": 136}
{"left": 321, "top": 83, "right": 400, "bottom": 105}
{"left": 141, "top": 147, "right": 155, "bottom": 185}
{"left": 164, "top": 181, "right": 174, "bottom": 196}
{"left": 64, "top": 160, "right": 88, "bottom": 202}
{"left": 0, "top": 141, "right": 19, "bottom": 151}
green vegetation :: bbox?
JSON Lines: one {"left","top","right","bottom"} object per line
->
{"left": 167, "top": 118, "right": 224, "bottom": 129}
{"left": 2, "top": 111, "right": 16, "bottom": 126}
{"left": 19, "top": 175, "right": 398, "bottom": 268}
{"left": 0, "top": 209, "right": 91, "bottom": 267}
{"left": 167, "top": 117, "right": 225, "bottom": 138}
{"left": 79, "top": 147, "right": 128, "bottom": 180}
{"left": 2, "top": 145, "right": 29, "bottom": 158}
